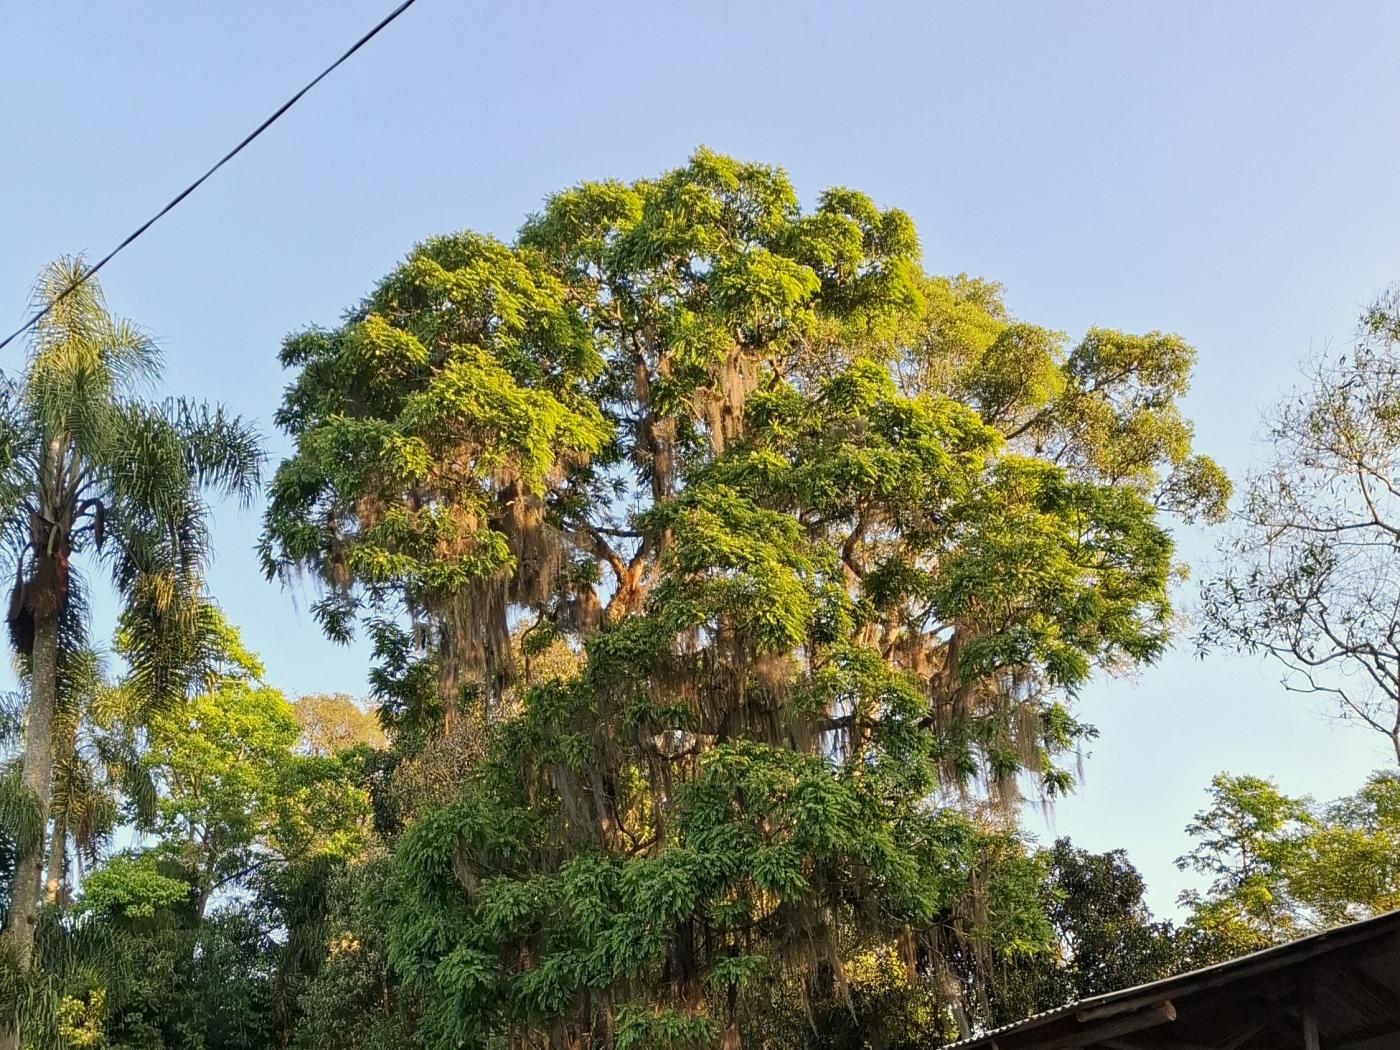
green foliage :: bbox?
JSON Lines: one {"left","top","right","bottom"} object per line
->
{"left": 289, "top": 856, "right": 425, "bottom": 1050}
{"left": 1175, "top": 772, "right": 1313, "bottom": 953}
{"left": 0, "top": 768, "right": 44, "bottom": 863}
{"left": 962, "top": 839, "right": 1186, "bottom": 1029}
{"left": 138, "top": 671, "right": 371, "bottom": 914}
{"left": 78, "top": 854, "right": 190, "bottom": 921}
{"left": 1175, "top": 770, "right": 1400, "bottom": 958}
{"left": 260, "top": 230, "right": 609, "bottom": 726}
{"left": 28, "top": 627, "right": 378, "bottom": 1050}
{"left": 90, "top": 909, "right": 277, "bottom": 1050}
{"left": 258, "top": 150, "right": 1224, "bottom": 1046}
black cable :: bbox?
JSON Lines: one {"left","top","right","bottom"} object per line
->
{"left": 0, "top": 0, "right": 421, "bottom": 353}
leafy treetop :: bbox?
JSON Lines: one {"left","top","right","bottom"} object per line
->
{"left": 261, "top": 149, "right": 1227, "bottom": 1047}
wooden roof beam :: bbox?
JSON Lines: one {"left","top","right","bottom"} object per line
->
{"left": 1040, "top": 1001, "right": 1176, "bottom": 1050}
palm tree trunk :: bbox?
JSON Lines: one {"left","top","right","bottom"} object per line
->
{"left": 42, "top": 716, "right": 76, "bottom": 911}
{"left": 1, "top": 608, "right": 59, "bottom": 1050}
{"left": 7, "top": 609, "right": 58, "bottom": 945}
{"left": 43, "top": 816, "right": 65, "bottom": 908}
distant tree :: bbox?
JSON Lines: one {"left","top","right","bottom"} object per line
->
{"left": 287, "top": 855, "right": 425, "bottom": 1050}
{"left": 72, "top": 875, "right": 279, "bottom": 1050}
{"left": 0, "top": 259, "right": 260, "bottom": 1050}
{"left": 63, "top": 627, "right": 376, "bottom": 1050}
{"left": 1201, "top": 290, "right": 1400, "bottom": 763}
{"left": 1175, "top": 774, "right": 1313, "bottom": 957}
{"left": 293, "top": 693, "right": 386, "bottom": 757}
{"left": 1290, "top": 770, "right": 1400, "bottom": 925}
{"left": 1018, "top": 840, "right": 1182, "bottom": 1010}
{"left": 939, "top": 838, "right": 1183, "bottom": 1029}
{"left": 1176, "top": 770, "right": 1400, "bottom": 956}
{"left": 138, "top": 670, "right": 371, "bottom": 918}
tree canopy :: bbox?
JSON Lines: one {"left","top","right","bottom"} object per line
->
{"left": 257, "top": 149, "right": 1225, "bottom": 1048}
{"left": 1175, "top": 770, "right": 1400, "bottom": 957}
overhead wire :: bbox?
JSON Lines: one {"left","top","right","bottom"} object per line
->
{"left": 0, "top": 0, "right": 421, "bottom": 353}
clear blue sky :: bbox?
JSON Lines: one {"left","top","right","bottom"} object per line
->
{"left": 4, "top": 0, "right": 1399, "bottom": 916}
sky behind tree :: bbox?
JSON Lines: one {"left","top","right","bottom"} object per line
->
{"left": 4, "top": 0, "right": 1399, "bottom": 916}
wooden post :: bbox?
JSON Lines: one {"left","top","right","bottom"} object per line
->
{"left": 1301, "top": 978, "right": 1320, "bottom": 1050}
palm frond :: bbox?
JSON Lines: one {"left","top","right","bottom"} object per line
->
{"left": 0, "top": 912, "right": 129, "bottom": 1050}
{"left": 0, "top": 694, "right": 26, "bottom": 755}
{"left": 164, "top": 398, "right": 264, "bottom": 508}
{"left": 97, "top": 404, "right": 193, "bottom": 555}
{"left": 0, "top": 765, "right": 44, "bottom": 858}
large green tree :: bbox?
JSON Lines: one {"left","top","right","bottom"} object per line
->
{"left": 0, "top": 260, "right": 260, "bottom": 1047}
{"left": 262, "top": 150, "right": 1227, "bottom": 1047}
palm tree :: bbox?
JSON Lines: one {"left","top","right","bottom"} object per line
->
{"left": 0, "top": 259, "right": 260, "bottom": 1042}
{"left": 0, "top": 644, "right": 143, "bottom": 911}
{"left": 42, "top": 646, "right": 160, "bottom": 912}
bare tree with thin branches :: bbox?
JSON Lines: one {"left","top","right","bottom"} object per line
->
{"left": 1201, "top": 291, "right": 1400, "bottom": 764}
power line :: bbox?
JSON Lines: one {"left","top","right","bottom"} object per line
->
{"left": 0, "top": 0, "right": 421, "bottom": 354}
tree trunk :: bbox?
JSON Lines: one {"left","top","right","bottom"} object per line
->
{"left": 43, "top": 712, "right": 75, "bottom": 910}
{"left": 1, "top": 608, "right": 60, "bottom": 1050}
{"left": 43, "top": 815, "right": 65, "bottom": 908}
{"left": 7, "top": 609, "right": 59, "bottom": 943}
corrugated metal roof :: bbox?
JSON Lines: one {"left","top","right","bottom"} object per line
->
{"left": 939, "top": 1001, "right": 1079, "bottom": 1050}
{"left": 939, "top": 907, "right": 1400, "bottom": 1049}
